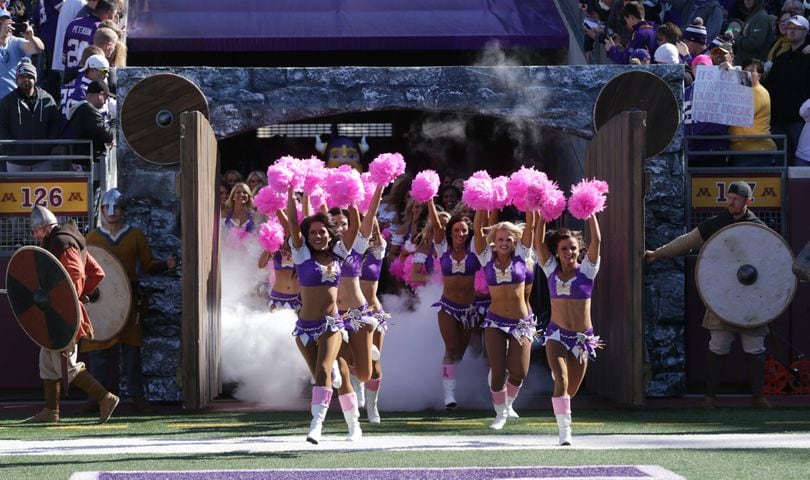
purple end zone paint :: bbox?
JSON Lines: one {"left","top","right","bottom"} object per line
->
{"left": 98, "top": 465, "right": 653, "bottom": 479}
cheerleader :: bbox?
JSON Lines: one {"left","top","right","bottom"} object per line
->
{"left": 258, "top": 210, "right": 301, "bottom": 312}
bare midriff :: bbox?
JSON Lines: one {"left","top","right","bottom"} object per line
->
{"left": 442, "top": 275, "right": 476, "bottom": 306}
{"left": 487, "top": 283, "right": 528, "bottom": 320}
{"left": 298, "top": 285, "right": 338, "bottom": 320}
{"left": 549, "top": 298, "right": 592, "bottom": 332}
{"left": 337, "top": 276, "right": 366, "bottom": 310}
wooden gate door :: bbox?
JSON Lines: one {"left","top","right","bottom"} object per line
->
{"left": 583, "top": 111, "right": 646, "bottom": 406}
{"left": 179, "top": 111, "right": 221, "bottom": 410}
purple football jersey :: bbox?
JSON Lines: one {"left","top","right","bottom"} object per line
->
{"left": 62, "top": 14, "right": 101, "bottom": 81}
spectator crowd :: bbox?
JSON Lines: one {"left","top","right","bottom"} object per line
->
{"left": 0, "top": 0, "right": 124, "bottom": 172}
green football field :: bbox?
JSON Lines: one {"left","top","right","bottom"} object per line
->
{"left": 2, "top": 404, "right": 810, "bottom": 480}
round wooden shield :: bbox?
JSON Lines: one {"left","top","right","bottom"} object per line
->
{"left": 5, "top": 246, "right": 80, "bottom": 351}
{"left": 594, "top": 70, "right": 680, "bottom": 158}
{"left": 794, "top": 241, "right": 810, "bottom": 282}
{"left": 120, "top": 73, "right": 209, "bottom": 165}
{"left": 85, "top": 245, "right": 132, "bottom": 342}
{"left": 696, "top": 223, "right": 797, "bottom": 328}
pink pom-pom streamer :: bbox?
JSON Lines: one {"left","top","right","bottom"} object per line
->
{"left": 266, "top": 156, "right": 305, "bottom": 192}
{"left": 540, "top": 186, "right": 567, "bottom": 221}
{"left": 410, "top": 170, "right": 441, "bottom": 203}
{"left": 253, "top": 186, "right": 286, "bottom": 216}
{"left": 301, "top": 156, "right": 327, "bottom": 195}
{"left": 474, "top": 269, "right": 489, "bottom": 295}
{"left": 324, "top": 165, "right": 364, "bottom": 209}
{"left": 462, "top": 170, "right": 493, "bottom": 211}
{"left": 490, "top": 176, "right": 510, "bottom": 210}
{"left": 368, "top": 152, "right": 406, "bottom": 187}
{"left": 508, "top": 166, "right": 548, "bottom": 212}
{"left": 309, "top": 187, "right": 328, "bottom": 212}
{"left": 389, "top": 256, "right": 405, "bottom": 280}
{"left": 568, "top": 178, "right": 609, "bottom": 219}
{"left": 357, "top": 173, "right": 378, "bottom": 214}
{"left": 257, "top": 221, "right": 285, "bottom": 253}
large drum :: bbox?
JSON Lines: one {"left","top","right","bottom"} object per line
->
{"left": 5, "top": 246, "right": 81, "bottom": 351}
{"left": 696, "top": 223, "right": 797, "bottom": 328}
{"left": 85, "top": 245, "right": 132, "bottom": 342}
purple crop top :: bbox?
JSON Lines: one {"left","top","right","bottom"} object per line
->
{"left": 541, "top": 256, "right": 600, "bottom": 299}
{"left": 477, "top": 243, "right": 530, "bottom": 286}
{"left": 340, "top": 235, "right": 370, "bottom": 278}
{"left": 435, "top": 240, "right": 480, "bottom": 277}
{"left": 273, "top": 251, "right": 295, "bottom": 271}
{"left": 360, "top": 237, "right": 387, "bottom": 282}
{"left": 290, "top": 237, "right": 342, "bottom": 287}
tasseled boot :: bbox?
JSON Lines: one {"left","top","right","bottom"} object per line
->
{"left": 365, "top": 378, "right": 381, "bottom": 424}
{"left": 71, "top": 369, "right": 119, "bottom": 424}
{"left": 552, "top": 395, "right": 572, "bottom": 446}
{"left": 489, "top": 387, "right": 508, "bottom": 430}
{"left": 307, "top": 386, "right": 332, "bottom": 444}
{"left": 23, "top": 379, "right": 60, "bottom": 424}
{"left": 441, "top": 363, "right": 457, "bottom": 411}
{"left": 339, "top": 392, "right": 362, "bottom": 441}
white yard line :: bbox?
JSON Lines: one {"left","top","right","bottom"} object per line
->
{"left": 2, "top": 433, "right": 810, "bottom": 456}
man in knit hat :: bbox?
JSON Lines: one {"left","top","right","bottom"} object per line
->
{"left": 683, "top": 17, "right": 710, "bottom": 57}
{"left": 0, "top": 59, "right": 61, "bottom": 171}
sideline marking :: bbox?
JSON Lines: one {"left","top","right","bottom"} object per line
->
{"left": 647, "top": 423, "right": 723, "bottom": 426}
{"left": 69, "top": 465, "right": 685, "bottom": 480}
{"left": 7, "top": 433, "right": 810, "bottom": 456}
{"left": 765, "top": 421, "right": 810, "bottom": 425}
{"left": 167, "top": 422, "right": 249, "bottom": 429}
{"left": 526, "top": 422, "right": 606, "bottom": 426}
{"left": 47, "top": 425, "right": 129, "bottom": 431}
{"left": 406, "top": 421, "right": 483, "bottom": 426}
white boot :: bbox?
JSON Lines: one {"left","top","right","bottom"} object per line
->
{"left": 365, "top": 388, "right": 380, "bottom": 424}
{"left": 442, "top": 378, "right": 457, "bottom": 410}
{"left": 506, "top": 397, "right": 519, "bottom": 419}
{"left": 331, "top": 361, "right": 342, "bottom": 390}
{"left": 307, "top": 403, "right": 329, "bottom": 445}
{"left": 350, "top": 374, "right": 365, "bottom": 408}
{"left": 556, "top": 413, "right": 572, "bottom": 446}
{"left": 490, "top": 403, "right": 508, "bottom": 430}
{"left": 339, "top": 392, "right": 362, "bottom": 441}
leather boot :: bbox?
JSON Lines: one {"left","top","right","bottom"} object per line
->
{"left": 23, "top": 380, "right": 60, "bottom": 424}
{"left": 339, "top": 392, "right": 362, "bottom": 441}
{"left": 489, "top": 388, "right": 508, "bottom": 430}
{"left": 365, "top": 378, "right": 381, "bottom": 424}
{"left": 748, "top": 353, "right": 772, "bottom": 409}
{"left": 307, "top": 386, "right": 332, "bottom": 445}
{"left": 703, "top": 352, "right": 722, "bottom": 409}
{"left": 442, "top": 363, "right": 457, "bottom": 411}
{"left": 71, "top": 369, "right": 119, "bottom": 424}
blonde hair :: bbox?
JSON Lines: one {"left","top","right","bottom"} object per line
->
{"left": 484, "top": 221, "right": 524, "bottom": 246}
{"left": 225, "top": 182, "right": 254, "bottom": 209}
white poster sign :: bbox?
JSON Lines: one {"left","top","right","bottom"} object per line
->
{"left": 691, "top": 65, "right": 754, "bottom": 127}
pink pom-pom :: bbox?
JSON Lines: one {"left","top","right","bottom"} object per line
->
{"left": 402, "top": 254, "right": 424, "bottom": 288}
{"left": 309, "top": 187, "right": 328, "bottom": 212}
{"left": 541, "top": 185, "right": 567, "bottom": 221}
{"left": 253, "top": 186, "right": 286, "bottom": 215}
{"left": 257, "top": 221, "right": 285, "bottom": 253}
{"left": 508, "top": 166, "right": 548, "bottom": 212}
{"left": 410, "top": 170, "right": 440, "bottom": 203}
{"left": 474, "top": 269, "right": 489, "bottom": 295}
{"left": 369, "top": 152, "right": 406, "bottom": 187}
{"left": 389, "top": 256, "right": 405, "bottom": 280}
{"left": 462, "top": 170, "right": 493, "bottom": 211}
{"left": 381, "top": 227, "right": 391, "bottom": 242}
{"left": 325, "top": 165, "right": 364, "bottom": 209}
{"left": 568, "top": 178, "right": 609, "bottom": 219}
{"left": 490, "top": 176, "right": 510, "bottom": 210}
{"left": 266, "top": 156, "right": 305, "bottom": 192}
{"left": 357, "top": 173, "right": 378, "bottom": 214}
{"left": 301, "top": 156, "right": 327, "bottom": 195}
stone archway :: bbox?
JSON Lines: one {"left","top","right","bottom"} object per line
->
{"left": 116, "top": 65, "right": 686, "bottom": 403}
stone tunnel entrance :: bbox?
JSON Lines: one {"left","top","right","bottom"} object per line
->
{"left": 115, "top": 65, "right": 684, "bottom": 407}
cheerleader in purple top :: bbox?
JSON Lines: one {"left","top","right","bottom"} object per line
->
{"left": 258, "top": 211, "right": 301, "bottom": 312}
{"left": 425, "top": 198, "right": 480, "bottom": 411}
{"left": 329, "top": 184, "right": 384, "bottom": 441}
{"left": 535, "top": 214, "right": 602, "bottom": 446}
{"left": 285, "top": 187, "right": 346, "bottom": 445}
{"left": 358, "top": 219, "right": 388, "bottom": 423}
{"left": 472, "top": 210, "right": 537, "bottom": 430}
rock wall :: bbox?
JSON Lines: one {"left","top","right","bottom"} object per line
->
{"left": 116, "top": 65, "right": 685, "bottom": 401}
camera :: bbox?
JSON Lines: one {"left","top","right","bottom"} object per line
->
{"left": 598, "top": 27, "right": 616, "bottom": 44}
{"left": 12, "top": 22, "right": 26, "bottom": 37}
